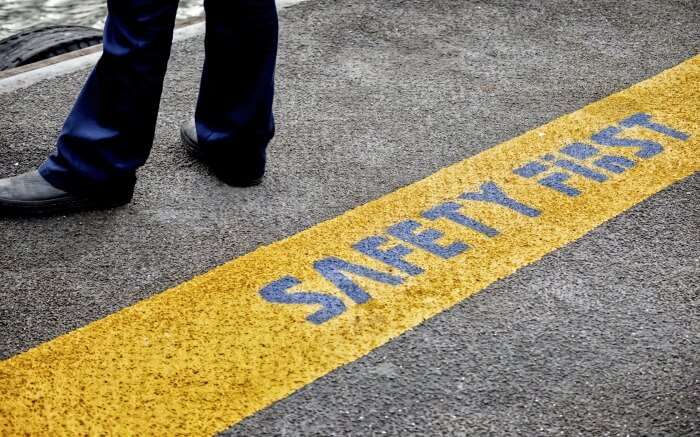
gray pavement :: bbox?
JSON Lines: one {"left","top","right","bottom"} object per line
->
{"left": 0, "top": 0, "right": 698, "bottom": 435}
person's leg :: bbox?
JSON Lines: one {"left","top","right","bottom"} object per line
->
{"left": 193, "top": 0, "right": 278, "bottom": 183}
{"left": 39, "top": 0, "right": 180, "bottom": 196}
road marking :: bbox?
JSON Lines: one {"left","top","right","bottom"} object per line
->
{"left": 1, "top": 56, "right": 698, "bottom": 435}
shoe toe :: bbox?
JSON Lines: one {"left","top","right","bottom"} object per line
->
{"left": 0, "top": 170, "right": 68, "bottom": 201}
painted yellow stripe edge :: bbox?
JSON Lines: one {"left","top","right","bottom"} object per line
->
{"left": 1, "top": 55, "right": 698, "bottom": 436}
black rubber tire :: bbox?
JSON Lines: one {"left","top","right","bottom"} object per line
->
{"left": 0, "top": 25, "right": 103, "bottom": 71}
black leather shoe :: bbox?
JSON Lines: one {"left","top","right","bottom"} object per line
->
{"left": 0, "top": 170, "right": 133, "bottom": 216}
{"left": 180, "top": 118, "right": 264, "bottom": 187}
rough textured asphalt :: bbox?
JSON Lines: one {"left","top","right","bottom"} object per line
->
{"left": 0, "top": 0, "right": 698, "bottom": 435}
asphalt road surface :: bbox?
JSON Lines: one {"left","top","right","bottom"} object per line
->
{"left": 0, "top": 0, "right": 698, "bottom": 435}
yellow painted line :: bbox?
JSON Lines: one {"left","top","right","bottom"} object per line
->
{"left": 1, "top": 56, "right": 699, "bottom": 435}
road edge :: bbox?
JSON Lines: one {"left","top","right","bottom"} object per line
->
{"left": 0, "top": 0, "right": 308, "bottom": 94}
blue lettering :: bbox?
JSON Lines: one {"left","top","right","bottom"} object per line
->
{"left": 513, "top": 161, "right": 549, "bottom": 178}
{"left": 560, "top": 143, "right": 636, "bottom": 174}
{"left": 542, "top": 154, "right": 608, "bottom": 182}
{"left": 260, "top": 276, "right": 346, "bottom": 325}
{"left": 593, "top": 155, "right": 636, "bottom": 173}
{"left": 619, "top": 113, "right": 689, "bottom": 141}
{"left": 423, "top": 202, "right": 499, "bottom": 237}
{"left": 353, "top": 236, "right": 424, "bottom": 276}
{"left": 591, "top": 125, "right": 663, "bottom": 158}
{"left": 459, "top": 182, "right": 541, "bottom": 217}
{"left": 314, "top": 257, "right": 404, "bottom": 304}
{"left": 560, "top": 143, "right": 598, "bottom": 160}
{"left": 590, "top": 113, "right": 688, "bottom": 159}
{"left": 388, "top": 220, "right": 468, "bottom": 259}
{"left": 538, "top": 172, "right": 580, "bottom": 196}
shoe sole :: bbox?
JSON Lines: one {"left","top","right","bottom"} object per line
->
{"left": 180, "top": 128, "right": 264, "bottom": 188}
{"left": 180, "top": 126, "right": 206, "bottom": 160}
{"left": 0, "top": 191, "right": 133, "bottom": 217}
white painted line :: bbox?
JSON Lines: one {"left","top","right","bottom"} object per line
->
{"left": 0, "top": 0, "right": 310, "bottom": 94}
{"left": 0, "top": 52, "right": 102, "bottom": 94}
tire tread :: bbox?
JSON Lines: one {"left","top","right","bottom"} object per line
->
{"left": 0, "top": 25, "right": 103, "bottom": 71}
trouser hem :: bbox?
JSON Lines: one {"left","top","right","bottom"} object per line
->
{"left": 38, "top": 162, "right": 137, "bottom": 199}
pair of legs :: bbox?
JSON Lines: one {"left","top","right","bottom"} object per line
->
{"left": 39, "top": 0, "right": 278, "bottom": 196}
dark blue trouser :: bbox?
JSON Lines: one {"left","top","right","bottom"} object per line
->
{"left": 39, "top": 0, "right": 278, "bottom": 195}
